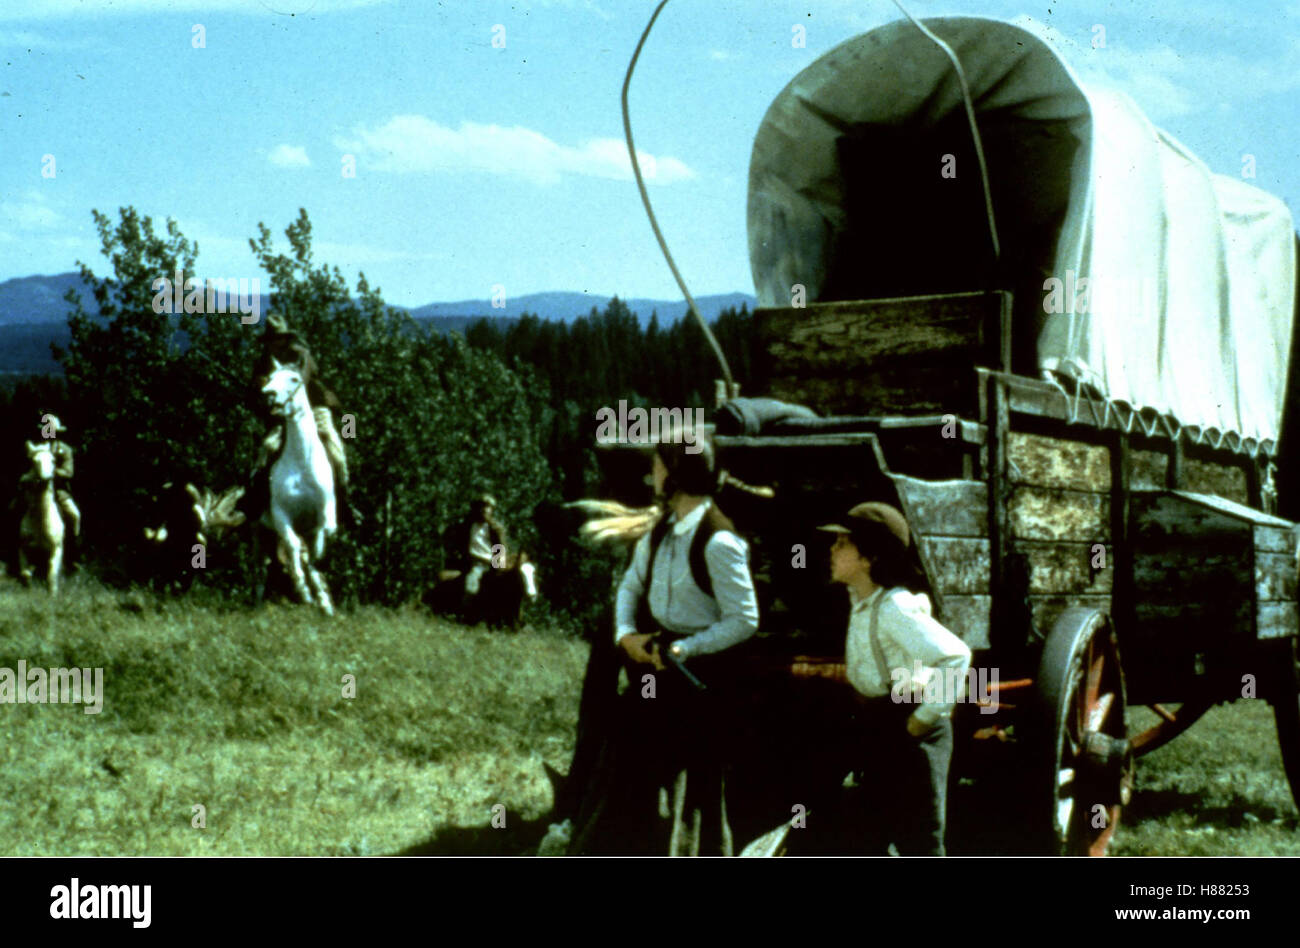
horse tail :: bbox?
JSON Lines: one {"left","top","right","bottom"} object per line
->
{"left": 565, "top": 500, "right": 661, "bottom": 545}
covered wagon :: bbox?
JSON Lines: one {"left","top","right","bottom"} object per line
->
{"left": 593, "top": 14, "right": 1300, "bottom": 855}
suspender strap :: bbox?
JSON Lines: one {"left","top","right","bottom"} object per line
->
{"left": 866, "top": 590, "right": 892, "bottom": 687}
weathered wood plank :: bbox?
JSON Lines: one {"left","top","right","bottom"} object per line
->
{"left": 1131, "top": 449, "right": 1167, "bottom": 490}
{"left": 920, "top": 537, "right": 1111, "bottom": 596}
{"left": 1020, "top": 541, "right": 1113, "bottom": 595}
{"left": 1158, "top": 490, "right": 1293, "bottom": 527}
{"left": 758, "top": 295, "right": 996, "bottom": 417}
{"left": 1135, "top": 552, "right": 1251, "bottom": 594}
{"left": 1133, "top": 598, "right": 1253, "bottom": 622}
{"left": 1007, "top": 431, "right": 1110, "bottom": 490}
{"left": 759, "top": 294, "right": 992, "bottom": 367}
{"left": 765, "top": 374, "right": 967, "bottom": 418}
{"left": 936, "top": 595, "right": 992, "bottom": 650}
{"left": 892, "top": 477, "right": 986, "bottom": 538}
{"left": 900, "top": 480, "right": 1111, "bottom": 543}
{"left": 1255, "top": 524, "right": 1297, "bottom": 554}
{"left": 1009, "top": 487, "right": 1110, "bottom": 542}
{"left": 1132, "top": 491, "right": 1247, "bottom": 541}
{"left": 1182, "top": 457, "right": 1249, "bottom": 506}
{"left": 1258, "top": 601, "right": 1299, "bottom": 640}
{"left": 918, "top": 537, "right": 989, "bottom": 595}
{"left": 1255, "top": 552, "right": 1298, "bottom": 603}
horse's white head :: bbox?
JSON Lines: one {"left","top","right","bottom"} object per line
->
{"left": 26, "top": 441, "right": 55, "bottom": 481}
{"left": 261, "top": 357, "right": 307, "bottom": 418}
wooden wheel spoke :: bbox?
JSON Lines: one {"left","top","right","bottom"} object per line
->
{"left": 1084, "top": 646, "right": 1105, "bottom": 714}
{"left": 1055, "top": 795, "right": 1075, "bottom": 840}
{"left": 1070, "top": 664, "right": 1087, "bottom": 738}
{"left": 1085, "top": 692, "right": 1116, "bottom": 733}
{"left": 1150, "top": 703, "right": 1179, "bottom": 723}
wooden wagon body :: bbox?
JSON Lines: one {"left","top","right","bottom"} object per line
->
{"left": 596, "top": 291, "right": 1300, "bottom": 855}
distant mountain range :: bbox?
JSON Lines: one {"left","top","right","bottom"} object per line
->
{"left": 0, "top": 272, "right": 757, "bottom": 376}
{"left": 407, "top": 290, "right": 757, "bottom": 325}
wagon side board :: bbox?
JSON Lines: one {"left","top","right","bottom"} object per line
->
{"left": 891, "top": 439, "right": 1299, "bottom": 671}
{"left": 894, "top": 432, "right": 1125, "bottom": 651}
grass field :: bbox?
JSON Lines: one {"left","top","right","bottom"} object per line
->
{"left": 1, "top": 576, "right": 1296, "bottom": 856}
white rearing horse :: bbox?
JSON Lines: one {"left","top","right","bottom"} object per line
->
{"left": 18, "top": 441, "right": 65, "bottom": 595}
{"left": 261, "top": 357, "right": 337, "bottom": 616}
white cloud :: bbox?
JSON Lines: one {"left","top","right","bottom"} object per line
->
{"left": 186, "top": 226, "right": 442, "bottom": 272}
{"left": 334, "top": 115, "right": 697, "bottom": 186}
{"left": 1013, "top": 15, "right": 1300, "bottom": 121}
{"left": 267, "top": 144, "right": 311, "bottom": 168}
{"left": 0, "top": 0, "right": 388, "bottom": 18}
{"left": 1, "top": 190, "right": 61, "bottom": 230}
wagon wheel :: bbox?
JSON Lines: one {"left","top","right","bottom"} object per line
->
{"left": 1033, "top": 607, "right": 1135, "bottom": 856}
{"left": 1269, "top": 637, "right": 1300, "bottom": 813}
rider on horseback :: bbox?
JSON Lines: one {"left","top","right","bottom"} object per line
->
{"left": 461, "top": 495, "right": 507, "bottom": 603}
{"left": 249, "top": 314, "right": 353, "bottom": 525}
{"left": 11, "top": 413, "right": 80, "bottom": 570}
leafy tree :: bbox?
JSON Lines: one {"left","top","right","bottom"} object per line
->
{"left": 56, "top": 208, "right": 260, "bottom": 582}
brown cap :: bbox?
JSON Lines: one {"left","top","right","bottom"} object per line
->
{"left": 817, "top": 501, "right": 910, "bottom": 548}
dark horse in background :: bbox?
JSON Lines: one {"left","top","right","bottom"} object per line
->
{"left": 423, "top": 551, "right": 539, "bottom": 629}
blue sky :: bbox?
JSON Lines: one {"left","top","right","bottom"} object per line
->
{"left": 1, "top": 0, "right": 1297, "bottom": 308}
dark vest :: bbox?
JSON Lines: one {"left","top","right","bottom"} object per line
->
{"left": 635, "top": 504, "right": 737, "bottom": 634}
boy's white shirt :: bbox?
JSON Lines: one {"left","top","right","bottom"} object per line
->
{"left": 846, "top": 586, "right": 973, "bottom": 726}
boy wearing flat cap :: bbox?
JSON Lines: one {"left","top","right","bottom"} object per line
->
{"left": 819, "top": 502, "right": 971, "bottom": 855}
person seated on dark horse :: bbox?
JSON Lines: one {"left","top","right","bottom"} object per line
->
{"left": 563, "top": 428, "right": 760, "bottom": 855}
{"left": 11, "top": 412, "right": 81, "bottom": 571}
{"left": 455, "top": 495, "right": 508, "bottom": 614}
{"left": 248, "top": 314, "right": 353, "bottom": 526}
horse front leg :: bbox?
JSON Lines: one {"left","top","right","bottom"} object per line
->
{"left": 47, "top": 544, "right": 62, "bottom": 596}
{"left": 315, "top": 496, "right": 337, "bottom": 560}
{"left": 17, "top": 545, "right": 31, "bottom": 588}
{"left": 306, "top": 562, "right": 333, "bottom": 617}
{"left": 273, "top": 516, "right": 313, "bottom": 607}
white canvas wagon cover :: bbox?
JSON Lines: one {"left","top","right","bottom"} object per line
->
{"left": 748, "top": 16, "right": 1297, "bottom": 451}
